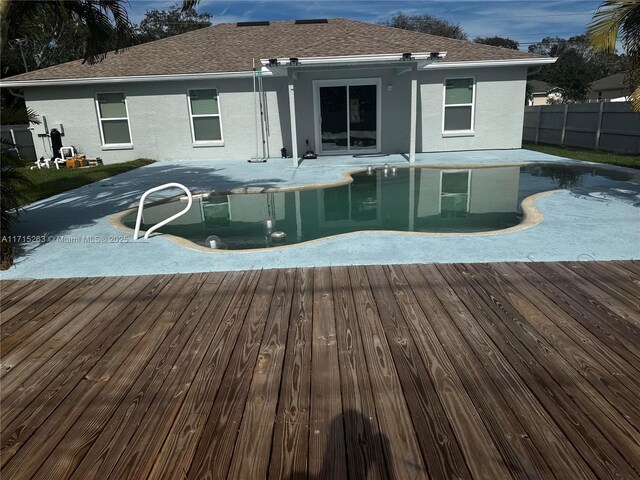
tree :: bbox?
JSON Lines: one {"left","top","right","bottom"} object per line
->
{"left": 528, "top": 34, "right": 628, "bottom": 101}
{"left": 546, "top": 49, "right": 603, "bottom": 102}
{"left": 0, "top": 0, "right": 137, "bottom": 266}
{"left": 381, "top": 12, "right": 467, "bottom": 40}
{"left": 0, "top": 0, "right": 134, "bottom": 64}
{"left": 0, "top": 107, "right": 37, "bottom": 268}
{"left": 474, "top": 36, "right": 519, "bottom": 50}
{"left": 588, "top": 0, "right": 640, "bottom": 111}
{"left": 1, "top": 14, "right": 91, "bottom": 78}
{"left": 136, "top": 4, "right": 212, "bottom": 43}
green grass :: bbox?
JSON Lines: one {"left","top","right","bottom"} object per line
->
{"left": 17, "top": 158, "right": 156, "bottom": 206}
{"left": 524, "top": 143, "right": 640, "bottom": 169}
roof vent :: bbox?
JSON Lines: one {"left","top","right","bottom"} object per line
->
{"left": 294, "top": 19, "right": 328, "bottom": 25}
{"left": 236, "top": 21, "right": 270, "bottom": 27}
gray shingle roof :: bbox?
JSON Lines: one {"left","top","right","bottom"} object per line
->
{"left": 590, "top": 72, "right": 627, "bottom": 91}
{"left": 4, "top": 18, "right": 545, "bottom": 82}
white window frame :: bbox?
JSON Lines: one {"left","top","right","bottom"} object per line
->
{"left": 438, "top": 169, "right": 472, "bottom": 214}
{"left": 442, "top": 77, "right": 476, "bottom": 136}
{"left": 187, "top": 88, "right": 225, "bottom": 147}
{"left": 312, "top": 78, "right": 382, "bottom": 155}
{"left": 95, "top": 91, "right": 133, "bottom": 150}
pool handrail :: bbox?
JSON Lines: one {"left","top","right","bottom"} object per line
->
{"left": 133, "top": 182, "right": 193, "bottom": 240}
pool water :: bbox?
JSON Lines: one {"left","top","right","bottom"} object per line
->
{"left": 124, "top": 164, "right": 637, "bottom": 250}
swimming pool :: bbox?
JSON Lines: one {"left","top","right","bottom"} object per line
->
{"left": 122, "top": 164, "right": 637, "bottom": 250}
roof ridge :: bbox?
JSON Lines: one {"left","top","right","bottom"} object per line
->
{"left": 340, "top": 18, "right": 545, "bottom": 58}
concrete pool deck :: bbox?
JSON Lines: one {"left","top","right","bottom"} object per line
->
{"left": 2, "top": 149, "right": 639, "bottom": 280}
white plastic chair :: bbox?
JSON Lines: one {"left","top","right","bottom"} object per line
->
{"left": 34, "top": 147, "right": 76, "bottom": 169}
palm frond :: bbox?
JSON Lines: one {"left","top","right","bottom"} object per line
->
{"left": 0, "top": 106, "right": 41, "bottom": 126}
{"left": 632, "top": 84, "right": 640, "bottom": 111}
{"left": 588, "top": 0, "right": 640, "bottom": 53}
{"left": 181, "top": 0, "right": 200, "bottom": 12}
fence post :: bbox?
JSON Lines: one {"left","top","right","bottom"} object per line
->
{"left": 595, "top": 101, "right": 605, "bottom": 151}
{"left": 534, "top": 107, "right": 541, "bottom": 144}
{"left": 560, "top": 104, "right": 569, "bottom": 146}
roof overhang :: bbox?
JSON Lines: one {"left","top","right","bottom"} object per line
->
{"left": 0, "top": 55, "right": 557, "bottom": 88}
{"left": 0, "top": 69, "right": 266, "bottom": 88}
{"left": 422, "top": 57, "right": 557, "bottom": 70}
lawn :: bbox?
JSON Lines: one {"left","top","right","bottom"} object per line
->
{"left": 17, "top": 158, "right": 155, "bottom": 206}
{"left": 524, "top": 143, "right": 640, "bottom": 169}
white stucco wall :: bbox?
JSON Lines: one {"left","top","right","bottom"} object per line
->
{"left": 418, "top": 66, "right": 528, "bottom": 152}
{"left": 22, "top": 64, "right": 528, "bottom": 163}
{"left": 24, "top": 78, "right": 291, "bottom": 163}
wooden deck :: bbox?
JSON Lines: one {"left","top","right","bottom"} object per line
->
{"left": 1, "top": 261, "right": 639, "bottom": 479}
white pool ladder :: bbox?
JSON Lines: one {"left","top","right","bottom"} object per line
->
{"left": 133, "top": 183, "right": 193, "bottom": 240}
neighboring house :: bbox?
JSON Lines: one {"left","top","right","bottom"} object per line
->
{"left": 587, "top": 72, "right": 630, "bottom": 102}
{"left": 1, "top": 18, "right": 555, "bottom": 165}
{"left": 526, "top": 80, "right": 562, "bottom": 106}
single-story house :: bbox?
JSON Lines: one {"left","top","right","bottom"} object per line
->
{"left": 526, "top": 80, "right": 562, "bottom": 106}
{"left": 587, "top": 72, "right": 630, "bottom": 102}
{"left": 1, "top": 18, "right": 555, "bottom": 166}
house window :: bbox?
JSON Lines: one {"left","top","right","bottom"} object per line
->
{"left": 188, "top": 89, "right": 223, "bottom": 144}
{"left": 96, "top": 92, "right": 132, "bottom": 146}
{"left": 440, "top": 170, "right": 470, "bottom": 217}
{"left": 443, "top": 78, "right": 475, "bottom": 133}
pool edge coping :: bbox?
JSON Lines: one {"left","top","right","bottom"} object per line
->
{"left": 109, "top": 162, "right": 564, "bottom": 254}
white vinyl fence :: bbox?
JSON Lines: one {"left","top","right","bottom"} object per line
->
{"left": 0, "top": 124, "right": 37, "bottom": 161}
{"left": 523, "top": 102, "right": 640, "bottom": 154}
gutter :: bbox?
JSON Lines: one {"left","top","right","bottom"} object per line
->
{"left": 0, "top": 69, "right": 266, "bottom": 88}
{"left": 422, "top": 57, "right": 557, "bottom": 70}
{"left": 0, "top": 55, "right": 557, "bottom": 88}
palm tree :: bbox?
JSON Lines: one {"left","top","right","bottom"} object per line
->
{"left": 0, "top": 107, "right": 38, "bottom": 267}
{"left": 0, "top": 0, "right": 134, "bottom": 63}
{"left": 587, "top": 0, "right": 640, "bottom": 111}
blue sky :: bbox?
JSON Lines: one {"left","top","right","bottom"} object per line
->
{"left": 127, "top": 0, "right": 605, "bottom": 51}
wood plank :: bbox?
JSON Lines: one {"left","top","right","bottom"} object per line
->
{"left": 548, "top": 262, "right": 640, "bottom": 326}
{"left": 0, "top": 274, "right": 184, "bottom": 476}
{"left": 465, "top": 263, "right": 640, "bottom": 438}
{"left": 268, "top": 268, "right": 314, "bottom": 480}
{"left": 533, "top": 262, "right": 640, "bottom": 345}
{"left": 75, "top": 271, "right": 255, "bottom": 480}
{"left": 228, "top": 268, "right": 295, "bottom": 479}
{"left": 0, "top": 279, "right": 65, "bottom": 324}
{"left": 0, "top": 276, "right": 122, "bottom": 381}
{"left": 400, "top": 264, "right": 556, "bottom": 480}
{"left": 383, "top": 264, "right": 545, "bottom": 480}
{"left": 415, "top": 264, "right": 597, "bottom": 480}
{"left": 185, "top": 269, "right": 278, "bottom": 479}
{"left": 348, "top": 265, "right": 428, "bottom": 480}
{"left": 0, "top": 278, "right": 78, "bottom": 330}
{"left": 616, "top": 260, "right": 640, "bottom": 276}
{"left": 365, "top": 265, "right": 473, "bottom": 480}
{"left": 34, "top": 272, "right": 224, "bottom": 479}
{"left": 306, "top": 267, "right": 348, "bottom": 479}
{"left": 488, "top": 263, "right": 640, "bottom": 396}
{"left": 512, "top": 262, "right": 640, "bottom": 369}
{"left": 147, "top": 270, "right": 271, "bottom": 480}
{"left": 0, "top": 277, "right": 99, "bottom": 356}
{"left": 565, "top": 261, "right": 640, "bottom": 312}
{"left": 0, "top": 275, "right": 149, "bottom": 424}
{"left": 438, "top": 263, "right": 640, "bottom": 480}
{"left": 2, "top": 262, "right": 639, "bottom": 480}
{"left": 0, "top": 280, "right": 34, "bottom": 308}
{"left": 330, "top": 266, "right": 387, "bottom": 480}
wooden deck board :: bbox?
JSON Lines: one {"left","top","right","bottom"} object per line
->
{"left": 1, "top": 261, "right": 639, "bottom": 480}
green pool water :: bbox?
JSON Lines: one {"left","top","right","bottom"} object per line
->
{"left": 124, "top": 164, "right": 637, "bottom": 250}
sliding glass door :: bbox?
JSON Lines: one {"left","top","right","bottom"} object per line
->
{"left": 316, "top": 79, "right": 380, "bottom": 154}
